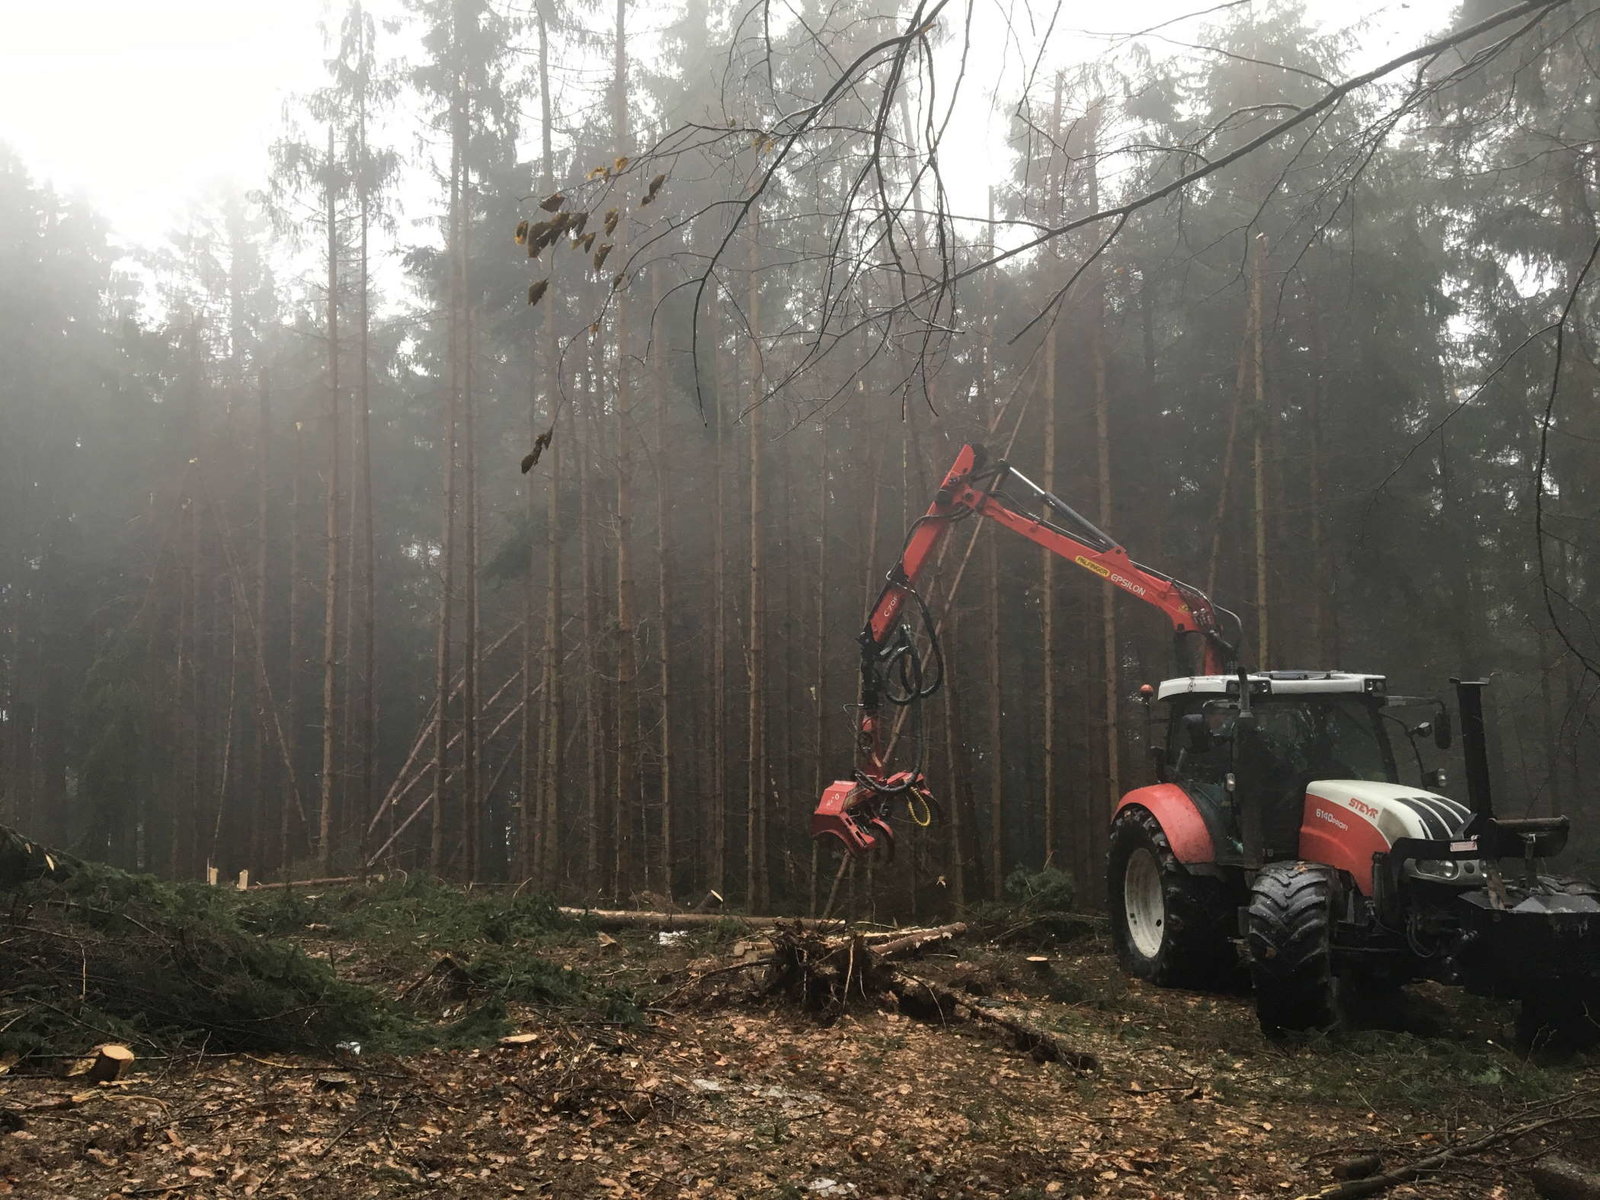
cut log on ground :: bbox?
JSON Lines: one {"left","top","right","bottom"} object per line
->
{"left": 890, "top": 975, "right": 1098, "bottom": 1070}
{"left": 1296, "top": 1109, "right": 1578, "bottom": 1199}
{"left": 250, "top": 874, "right": 375, "bottom": 890}
{"left": 559, "top": 907, "right": 849, "bottom": 931}
{"left": 864, "top": 923, "right": 967, "bottom": 959}
{"left": 1528, "top": 1155, "right": 1600, "bottom": 1200}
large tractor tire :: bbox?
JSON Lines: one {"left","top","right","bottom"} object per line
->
{"left": 1246, "top": 861, "right": 1342, "bottom": 1034}
{"left": 1107, "top": 806, "right": 1235, "bottom": 989}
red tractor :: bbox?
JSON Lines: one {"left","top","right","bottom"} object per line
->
{"left": 813, "top": 444, "right": 1600, "bottom": 1042}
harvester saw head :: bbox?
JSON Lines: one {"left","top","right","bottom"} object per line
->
{"left": 812, "top": 772, "right": 940, "bottom": 858}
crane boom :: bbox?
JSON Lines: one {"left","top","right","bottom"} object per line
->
{"left": 813, "top": 442, "right": 1236, "bottom": 856}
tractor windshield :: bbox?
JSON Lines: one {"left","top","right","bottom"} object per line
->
{"left": 1169, "top": 692, "right": 1398, "bottom": 785}
{"left": 1247, "top": 694, "right": 1399, "bottom": 784}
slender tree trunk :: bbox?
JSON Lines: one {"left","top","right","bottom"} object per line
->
{"left": 1307, "top": 300, "right": 1336, "bottom": 666}
{"left": 534, "top": 0, "right": 563, "bottom": 898}
{"left": 652, "top": 272, "right": 674, "bottom": 897}
{"left": 745, "top": 203, "right": 767, "bottom": 911}
{"left": 611, "top": 0, "right": 638, "bottom": 899}
{"left": 253, "top": 368, "right": 273, "bottom": 874}
{"left": 1250, "top": 233, "right": 1270, "bottom": 667}
{"left": 581, "top": 340, "right": 603, "bottom": 893}
{"left": 1088, "top": 102, "right": 1118, "bottom": 903}
{"left": 809, "top": 419, "right": 829, "bottom": 916}
{"left": 1039, "top": 74, "right": 1064, "bottom": 870}
{"left": 1206, "top": 329, "right": 1252, "bottom": 601}
{"left": 458, "top": 69, "right": 481, "bottom": 882}
{"left": 431, "top": 119, "right": 461, "bottom": 875}
{"left": 709, "top": 330, "right": 728, "bottom": 895}
{"left": 519, "top": 323, "right": 539, "bottom": 880}
{"left": 355, "top": 35, "right": 378, "bottom": 872}
{"left": 319, "top": 125, "right": 342, "bottom": 875}
{"left": 286, "top": 421, "right": 305, "bottom": 877}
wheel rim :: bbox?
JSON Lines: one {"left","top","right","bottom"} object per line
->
{"left": 1123, "top": 847, "right": 1166, "bottom": 961}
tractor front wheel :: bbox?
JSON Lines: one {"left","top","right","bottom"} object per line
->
{"left": 1107, "top": 806, "right": 1234, "bottom": 989}
{"left": 1246, "top": 861, "right": 1342, "bottom": 1035}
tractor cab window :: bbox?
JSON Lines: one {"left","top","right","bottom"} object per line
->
{"left": 1169, "top": 693, "right": 1399, "bottom": 789}
{"left": 1253, "top": 695, "right": 1397, "bottom": 784}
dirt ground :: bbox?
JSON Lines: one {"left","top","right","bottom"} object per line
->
{"left": 3, "top": 917, "right": 1597, "bottom": 1200}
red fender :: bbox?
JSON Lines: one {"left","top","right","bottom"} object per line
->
{"left": 1299, "top": 792, "right": 1389, "bottom": 895}
{"left": 1114, "top": 784, "right": 1216, "bottom": 864}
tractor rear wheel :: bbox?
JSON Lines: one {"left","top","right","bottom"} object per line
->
{"left": 1107, "top": 806, "right": 1234, "bottom": 989}
{"left": 1247, "top": 861, "right": 1341, "bottom": 1034}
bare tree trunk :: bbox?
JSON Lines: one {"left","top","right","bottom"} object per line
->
{"left": 981, "top": 187, "right": 1002, "bottom": 903}
{"left": 1039, "top": 74, "right": 1064, "bottom": 870}
{"left": 652, "top": 271, "right": 674, "bottom": 897}
{"left": 355, "top": 43, "right": 377, "bottom": 874}
{"left": 809, "top": 419, "right": 829, "bottom": 916}
{"left": 518, "top": 319, "right": 539, "bottom": 880}
{"left": 1088, "top": 101, "right": 1118, "bottom": 902}
{"left": 611, "top": 0, "right": 638, "bottom": 899}
{"left": 745, "top": 203, "right": 767, "bottom": 912}
{"left": 521, "top": 19, "right": 551, "bottom": 883}
{"left": 318, "top": 125, "right": 341, "bottom": 876}
{"left": 535, "top": 0, "right": 562, "bottom": 894}
{"left": 709, "top": 330, "right": 728, "bottom": 896}
{"left": 1250, "top": 233, "right": 1270, "bottom": 668}
{"left": 580, "top": 341, "right": 603, "bottom": 893}
{"left": 286, "top": 421, "right": 305, "bottom": 878}
{"left": 458, "top": 74, "right": 481, "bottom": 882}
{"left": 253, "top": 369, "right": 274, "bottom": 875}
{"left": 1206, "top": 330, "right": 1252, "bottom": 601}
{"left": 431, "top": 116, "right": 461, "bottom": 875}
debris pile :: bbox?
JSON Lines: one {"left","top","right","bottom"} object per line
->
{"left": 0, "top": 826, "right": 393, "bottom": 1061}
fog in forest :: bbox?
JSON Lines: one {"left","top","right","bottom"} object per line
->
{"left": 2, "top": 0, "right": 1596, "bottom": 917}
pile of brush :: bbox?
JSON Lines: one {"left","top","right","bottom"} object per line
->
{"left": 679, "top": 919, "right": 1097, "bottom": 1070}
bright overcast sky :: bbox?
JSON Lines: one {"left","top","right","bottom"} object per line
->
{"left": 0, "top": 0, "right": 1443, "bottom": 255}
{"left": 0, "top": 0, "right": 330, "bottom": 248}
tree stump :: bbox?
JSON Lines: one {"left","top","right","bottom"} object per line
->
{"left": 85, "top": 1044, "right": 134, "bottom": 1084}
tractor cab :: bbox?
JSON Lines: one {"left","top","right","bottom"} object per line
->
{"left": 1151, "top": 671, "right": 1436, "bottom": 868}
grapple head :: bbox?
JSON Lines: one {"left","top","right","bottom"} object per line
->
{"left": 811, "top": 772, "right": 939, "bottom": 859}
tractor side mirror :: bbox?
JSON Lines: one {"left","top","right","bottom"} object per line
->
{"left": 1434, "top": 710, "right": 1453, "bottom": 750}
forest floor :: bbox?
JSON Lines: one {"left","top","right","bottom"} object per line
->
{"left": 3, "top": 885, "right": 1599, "bottom": 1200}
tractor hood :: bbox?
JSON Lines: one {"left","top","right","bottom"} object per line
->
{"left": 1307, "top": 781, "right": 1473, "bottom": 844}
{"left": 1300, "top": 782, "right": 1476, "bottom": 894}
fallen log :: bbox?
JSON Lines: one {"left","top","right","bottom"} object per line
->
{"left": 1296, "top": 1110, "right": 1575, "bottom": 1200}
{"left": 250, "top": 874, "right": 375, "bottom": 891}
{"left": 1529, "top": 1155, "right": 1600, "bottom": 1200}
{"left": 890, "top": 976, "right": 1098, "bottom": 1070}
{"left": 558, "top": 908, "right": 967, "bottom": 936}
{"left": 871, "top": 923, "right": 968, "bottom": 960}
{"left": 559, "top": 907, "right": 850, "bottom": 931}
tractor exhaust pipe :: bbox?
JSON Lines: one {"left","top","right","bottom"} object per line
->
{"left": 1452, "top": 678, "right": 1494, "bottom": 821}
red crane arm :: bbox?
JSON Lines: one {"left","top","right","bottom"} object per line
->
{"left": 947, "top": 473, "right": 1230, "bottom": 674}
{"left": 860, "top": 442, "right": 1230, "bottom": 682}
{"left": 860, "top": 444, "right": 983, "bottom": 648}
{"left": 815, "top": 442, "right": 1235, "bottom": 856}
